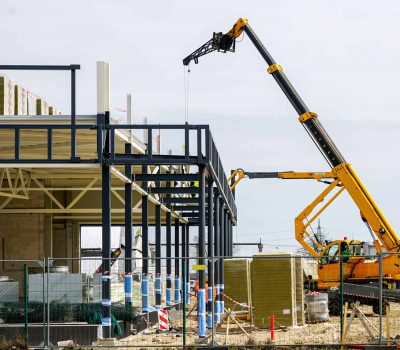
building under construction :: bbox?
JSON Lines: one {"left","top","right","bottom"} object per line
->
{"left": 0, "top": 62, "right": 237, "bottom": 345}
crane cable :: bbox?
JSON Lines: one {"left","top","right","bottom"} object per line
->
{"left": 183, "top": 65, "right": 191, "bottom": 123}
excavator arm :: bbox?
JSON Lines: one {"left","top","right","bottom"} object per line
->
{"left": 184, "top": 19, "right": 400, "bottom": 253}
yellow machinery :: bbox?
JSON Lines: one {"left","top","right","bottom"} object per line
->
{"left": 183, "top": 19, "right": 400, "bottom": 290}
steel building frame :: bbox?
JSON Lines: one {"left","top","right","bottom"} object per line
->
{"left": 0, "top": 64, "right": 236, "bottom": 340}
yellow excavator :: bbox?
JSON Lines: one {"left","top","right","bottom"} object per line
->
{"left": 183, "top": 18, "right": 400, "bottom": 314}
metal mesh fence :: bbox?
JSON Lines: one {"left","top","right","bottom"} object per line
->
{"left": 0, "top": 254, "right": 400, "bottom": 348}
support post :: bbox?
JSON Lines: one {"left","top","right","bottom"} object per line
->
{"left": 185, "top": 224, "right": 190, "bottom": 303}
{"left": 141, "top": 165, "right": 149, "bottom": 313}
{"left": 219, "top": 204, "right": 225, "bottom": 315}
{"left": 101, "top": 112, "right": 111, "bottom": 338}
{"left": 214, "top": 193, "right": 221, "bottom": 323}
{"left": 98, "top": 61, "right": 112, "bottom": 338}
{"left": 166, "top": 211, "right": 172, "bottom": 306}
{"left": 174, "top": 219, "right": 181, "bottom": 304}
{"left": 198, "top": 165, "right": 206, "bottom": 338}
{"left": 207, "top": 179, "right": 214, "bottom": 330}
{"left": 181, "top": 223, "right": 186, "bottom": 304}
{"left": 155, "top": 204, "right": 162, "bottom": 309}
{"left": 124, "top": 143, "right": 132, "bottom": 306}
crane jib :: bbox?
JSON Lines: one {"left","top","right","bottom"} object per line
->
{"left": 243, "top": 24, "right": 346, "bottom": 168}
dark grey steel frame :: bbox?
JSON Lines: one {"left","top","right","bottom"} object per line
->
{"left": 0, "top": 65, "right": 237, "bottom": 340}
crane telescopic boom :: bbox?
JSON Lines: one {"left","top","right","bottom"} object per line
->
{"left": 183, "top": 18, "right": 400, "bottom": 254}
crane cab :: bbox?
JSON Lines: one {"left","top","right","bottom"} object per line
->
{"left": 318, "top": 239, "right": 365, "bottom": 289}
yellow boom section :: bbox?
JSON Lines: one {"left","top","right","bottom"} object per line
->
{"left": 230, "top": 168, "right": 400, "bottom": 255}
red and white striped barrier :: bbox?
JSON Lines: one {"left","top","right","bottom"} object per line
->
{"left": 158, "top": 309, "right": 169, "bottom": 331}
{"left": 220, "top": 291, "right": 254, "bottom": 309}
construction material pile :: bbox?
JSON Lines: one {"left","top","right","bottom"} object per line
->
{"left": 224, "top": 259, "right": 251, "bottom": 310}
{"left": 224, "top": 252, "right": 307, "bottom": 329}
{"left": 0, "top": 74, "right": 60, "bottom": 116}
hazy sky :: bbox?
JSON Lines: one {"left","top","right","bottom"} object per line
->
{"left": 2, "top": 0, "right": 400, "bottom": 255}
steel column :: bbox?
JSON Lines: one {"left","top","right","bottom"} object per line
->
{"left": 174, "top": 218, "right": 181, "bottom": 304}
{"left": 198, "top": 165, "right": 206, "bottom": 337}
{"left": 155, "top": 204, "right": 162, "bottom": 309}
{"left": 214, "top": 192, "right": 221, "bottom": 323}
{"left": 185, "top": 224, "right": 190, "bottom": 303}
{"left": 124, "top": 143, "right": 132, "bottom": 305}
{"left": 141, "top": 165, "right": 149, "bottom": 313}
{"left": 181, "top": 223, "right": 187, "bottom": 303}
{"left": 206, "top": 179, "right": 214, "bottom": 329}
{"left": 219, "top": 203, "right": 225, "bottom": 315}
{"left": 101, "top": 111, "right": 111, "bottom": 338}
{"left": 166, "top": 211, "right": 172, "bottom": 306}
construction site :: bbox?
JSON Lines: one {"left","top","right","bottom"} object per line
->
{"left": 1, "top": 1, "right": 400, "bottom": 349}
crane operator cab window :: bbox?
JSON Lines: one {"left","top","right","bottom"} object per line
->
{"left": 321, "top": 243, "right": 339, "bottom": 265}
{"left": 321, "top": 241, "right": 351, "bottom": 265}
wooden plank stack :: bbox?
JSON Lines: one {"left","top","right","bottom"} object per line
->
{"left": 251, "top": 252, "right": 297, "bottom": 328}
{"left": 0, "top": 75, "right": 14, "bottom": 115}
{"left": 295, "top": 257, "right": 305, "bottom": 325}
{"left": 0, "top": 74, "right": 60, "bottom": 116}
{"left": 224, "top": 259, "right": 251, "bottom": 309}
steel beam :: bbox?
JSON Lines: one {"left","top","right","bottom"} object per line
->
{"left": 134, "top": 174, "right": 198, "bottom": 182}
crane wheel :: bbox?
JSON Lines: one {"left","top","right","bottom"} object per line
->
{"left": 328, "top": 299, "right": 341, "bottom": 316}
{"left": 372, "top": 299, "right": 389, "bottom": 315}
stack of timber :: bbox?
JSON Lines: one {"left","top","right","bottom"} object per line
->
{"left": 0, "top": 74, "right": 60, "bottom": 116}
{"left": 251, "top": 252, "right": 297, "bottom": 328}
{"left": 224, "top": 259, "right": 251, "bottom": 309}
{"left": 0, "top": 75, "right": 14, "bottom": 115}
{"left": 295, "top": 257, "right": 305, "bottom": 325}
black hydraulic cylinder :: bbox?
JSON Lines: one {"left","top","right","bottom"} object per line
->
{"left": 243, "top": 24, "right": 346, "bottom": 168}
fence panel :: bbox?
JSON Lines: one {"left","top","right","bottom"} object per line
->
{"left": 1, "top": 254, "right": 400, "bottom": 348}
{"left": 0, "top": 259, "right": 45, "bottom": 348}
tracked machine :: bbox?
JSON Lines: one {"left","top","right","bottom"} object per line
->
{"left": 183, "top": 18, "right": 400, "bottom": 314}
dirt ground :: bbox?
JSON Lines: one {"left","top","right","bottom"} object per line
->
{"left": 108, "top": 302, "right": 400, "bottom": 348}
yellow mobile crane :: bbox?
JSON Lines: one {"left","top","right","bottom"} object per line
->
{"left": 183, "top": 19, "right": 400, "bottom": 312}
